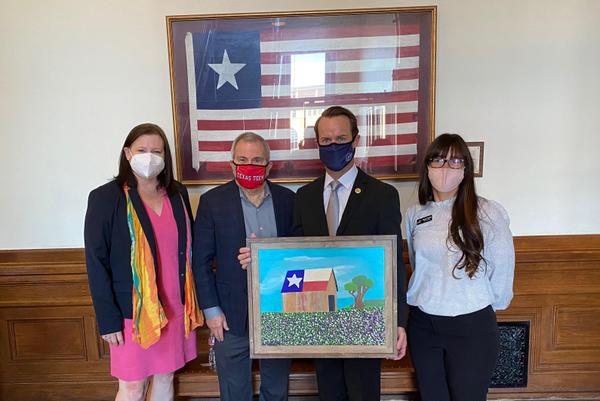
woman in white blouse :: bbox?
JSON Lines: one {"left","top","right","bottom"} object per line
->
{"left": 406, "top": 133, "right": 515, "bottom": 401}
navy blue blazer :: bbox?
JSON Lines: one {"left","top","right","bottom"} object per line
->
{"left": 84, "top": 180, "right": 193, "bottom": 335}
{"left": 193, "top": 180, "right": 295, "bottom": 337}
{"left": 292, "top": 168, "right": 408, "bottom": 327}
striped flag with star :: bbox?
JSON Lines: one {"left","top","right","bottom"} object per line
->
{"left": 184, "top": 13, "right": 425, "bottom": 181}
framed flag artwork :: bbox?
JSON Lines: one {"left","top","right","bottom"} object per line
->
{"left": 166, "top": 7, "right": 436, "bottom": 184}
{"left": 246, "top": 235, "right": 397, "bottom": 358}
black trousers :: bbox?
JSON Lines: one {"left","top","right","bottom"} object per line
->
{"left": 314, "top": 358, "right": 381, "bottom": 401}
{"left": 407, "top": 305, "right": 499, "bottom": 401}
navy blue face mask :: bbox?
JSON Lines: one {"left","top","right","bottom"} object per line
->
{"left": 318, "top": 139, "right": 356, "bottom": 172}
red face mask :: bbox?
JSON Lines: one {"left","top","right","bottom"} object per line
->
{"left": 234, "top": 163, "right": 267, "bottom": 189}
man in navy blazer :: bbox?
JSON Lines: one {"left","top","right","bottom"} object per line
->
{"left": 193, "top": 132, "right": 295, "bottom": 401}
{"left": 293, "top": 106, "right": 408, "bottom": 401}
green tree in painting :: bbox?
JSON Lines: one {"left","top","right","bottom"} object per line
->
{"left": 344, "top": 275, "right": 374, "bottom": 309}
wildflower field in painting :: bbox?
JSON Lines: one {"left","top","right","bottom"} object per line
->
{"left": 260, "top": 304, "right": 385, "bottom": 346}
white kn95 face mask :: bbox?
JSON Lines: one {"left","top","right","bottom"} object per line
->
{"left": 130, "top": 153, "right": 165, "bottom": 179}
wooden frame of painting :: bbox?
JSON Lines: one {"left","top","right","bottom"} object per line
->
{"left": 247, "top": 235, "right": 397, "bottom": 358}
{"left": 166, "top": 7, "right": 437, "bottom": 184}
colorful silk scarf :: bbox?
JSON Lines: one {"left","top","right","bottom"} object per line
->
{"left": 124, "top": 186, "right": 203, "bottom": 349}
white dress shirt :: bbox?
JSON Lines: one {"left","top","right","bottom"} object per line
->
{"left": 323, "top": 165, "right": 358, "bottom": 224}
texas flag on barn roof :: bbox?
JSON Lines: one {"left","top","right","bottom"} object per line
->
{"left": 281, "top": 268, "right": 337, "bottom": 293}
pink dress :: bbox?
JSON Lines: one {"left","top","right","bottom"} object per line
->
{"left": 110, "top": 194, "right": 197, "bottom": 381}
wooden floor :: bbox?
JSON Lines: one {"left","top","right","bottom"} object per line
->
{"left": 177, "top": 395, "right": 600, "bottom": 401}
{"left": 176, "top": 390, "right": 600, "bottom": 401}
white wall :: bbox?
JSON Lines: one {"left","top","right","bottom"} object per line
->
{"left": 1, "top": 0, "right": 599, "bottom": 249}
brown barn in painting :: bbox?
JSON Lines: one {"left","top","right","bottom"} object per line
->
{"left": 281, "top": 268, "right": 338, "bottom": 312}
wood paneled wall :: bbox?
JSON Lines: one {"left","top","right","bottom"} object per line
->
{"left": 1, "top": 235, "right": 599, "bottom": 400}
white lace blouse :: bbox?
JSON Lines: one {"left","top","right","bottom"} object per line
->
{"left": 406, "top": 197, "right": 515, "bottom": 316}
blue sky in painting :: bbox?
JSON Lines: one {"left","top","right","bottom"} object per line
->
{"left": 257, "top": 247, "right": 385, "bottom": 313}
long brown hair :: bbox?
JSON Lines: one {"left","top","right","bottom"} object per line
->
{"left": 417, "top": 133, "right": 485, "bottom": 278}
{"left": 115, "top": 123, "right": 177, "bottom": 195}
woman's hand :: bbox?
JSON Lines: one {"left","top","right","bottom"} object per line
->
{"left": 393, "top": 327, "right": 407, "bottom": 360}
{"left": 101, "top": 330, "right": 124, "bottom": 346}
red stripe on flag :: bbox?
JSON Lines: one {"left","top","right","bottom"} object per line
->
{"left": 297, "top": 138, "right": 317, "bottom": 149}
{"left": 261, "top": 91, "right": 418, "bottom": 107}
{"left": 284, "top": 160, "right": 323, "bottom": 171}
{"left": 261, "top": 68, "right": 420, "bottom": 86}
{"left": 198, "top": 139, "right": 315, "bottom": 152}
{"left": 260, "top": 46, "right": 421, "bottom": 64}
{"left": 260, "top": 24, "right": 421, "bottom": 42}
{"left": 198, "top": 134, "right": 417, "bottom": 152}
{"left": 198, "top": 155, "right": 417, "bottom": 173}
{"left": 359, "top": 154, "right": 416, "bottom": 168}
{"left": 198, "top": 138, "right": 317, "bottom": 152}
{"left": 198, "top": 119, "right": 291, "bottom": 131}
{"left": 271, "top": 155, "right": 417, "bottom": 172}
{"left": 196, "top": 112, "right": 417, "bottom": 132}
{"left": 363, "top": 134, "right": 418, "bottom": 146}
{"left": 203, "top": 160, "right": 289, "bottom": 173}
{"left": 381, "top": 112, "right": 418, "bottom": 124}
{"left": 198, "top": 139, "right": 291, "bottom": 152}
{"left": 302, "top": 281, "right": 329, "bottom": 291}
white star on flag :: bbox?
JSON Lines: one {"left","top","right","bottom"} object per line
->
{"left": 287, "top": 274, "right": 303, "bottom": 288}
{"left": 208, "top": 49, "right": 246, "bottom": 90}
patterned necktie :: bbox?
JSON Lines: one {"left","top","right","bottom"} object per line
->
{"left": 326, "top": 180, "right": 341, "bottom": 236}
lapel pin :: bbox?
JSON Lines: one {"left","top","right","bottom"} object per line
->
{"left": 354, "top": 188, "right": 362, "bottom": 194}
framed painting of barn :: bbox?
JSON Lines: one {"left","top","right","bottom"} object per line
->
{"left": 166, "top": 7, "right": 436, "bottom": 184}
{"left": 247, "top": 235, "right": 397, "bottom": 358}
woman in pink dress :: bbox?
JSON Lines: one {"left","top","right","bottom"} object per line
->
{"left": 84, "top": 123, "right": 204, "bottom": 401}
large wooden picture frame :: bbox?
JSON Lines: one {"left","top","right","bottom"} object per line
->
{"left": 166, "top": 7, "right": 437, "bottom": 184}
{"left": 247, "top": 235, "right": 397, "bottom": 358}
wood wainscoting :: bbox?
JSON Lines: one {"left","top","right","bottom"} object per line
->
{"left": 1, "top": 235, "right": 599, "bottom": 401}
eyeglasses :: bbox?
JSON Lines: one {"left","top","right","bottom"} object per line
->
{"left": 428, "top": 157, "right": 465, "bottom": 169}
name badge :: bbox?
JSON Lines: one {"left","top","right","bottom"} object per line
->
{"left": 416, "top": 215, "right": 432, "bottom": 225}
